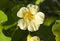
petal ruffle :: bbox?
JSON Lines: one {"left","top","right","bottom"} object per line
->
{"left": 27, "top": 4, "right": 38, "bottom": 15}
{"left": 17, "top": 19, "right": 27, "bottom": 30}
{"left": 28, "top": 23, "right": 34, "bottom": 32}
{"left": 28, "top": 22, "right": 39, "bottom": 32}
{"left": 35, "top": 12, "right": 45, "bottom": 24}
{"left": 17, "top": 7, "right": 28, "bottom": 18}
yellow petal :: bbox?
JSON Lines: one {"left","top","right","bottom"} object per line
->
{"left": 27, "top": 34, "right": 32, "bottom": 41}
{"left": 29, "top": 36, "right": 40, "bottom": 41}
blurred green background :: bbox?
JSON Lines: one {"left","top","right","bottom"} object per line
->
{"left": 0, "top": 0, "right": 60, "bottom": 41}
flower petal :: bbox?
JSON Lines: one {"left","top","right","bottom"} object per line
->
{"left": 35, "top": 12, "right": 45, "bottom": 24}
{"left": 28, "top": 22, "right": 39, "bottom": 32}
{"left": 17, "top": 19, "right": 27, "bottom": 30}
{"left": 17, "top": 7, "right": 28, "bottom": 18}
{"left": 27, "top": 4, "right": 38, "bottom": 15}
{"left": 37, "top": 12, "right": 45, "bottom": 19}
{"left": 28, "top": 23, "right": 34, "bottom": 32}
{"left": 32, "top": 21, "right": 40, "bottom": 31}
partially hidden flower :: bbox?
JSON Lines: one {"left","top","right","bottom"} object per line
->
{"left": 27, "top": 34, "right": 40, "bottom": 41}
{"left": 17, "top": 4, "right": 45, "bottom": 32}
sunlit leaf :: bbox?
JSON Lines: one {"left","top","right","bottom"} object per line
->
{"left": 52, "top": 20, "right": 60, "bottom": 35}
{"left": 0, "top": 25, "right": 11, "bottom": 41}
{"left": 35, "top": 0, "right": 44, "bottom": 5}
{"left": 43, "top": 17, "right": 56, "bottom": 26}
{"left": 55, "top": 36, "right": 60, "bottom": 41}
{"left": 0, "top": 10, "right": 8, "bottom": 24}
{"left": 52, "top": 20, "right": 60, "bottom": 41}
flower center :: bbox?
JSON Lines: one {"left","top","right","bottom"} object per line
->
{"left": 23, "top": 10, "right": 34, "bottom": 22}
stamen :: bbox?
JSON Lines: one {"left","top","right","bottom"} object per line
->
{"left": 23, "top": 10, "right": 34, "bottom": 22}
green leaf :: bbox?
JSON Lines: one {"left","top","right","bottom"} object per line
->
{"left": 0, "top": 25, "right": 11, "bottom": 41}
{"left": 35, "top": 0, "right": 44, "bottom": 5}
{"left": 55, "top": 36, "right": 60, "bottom": 41}
{"left": 52, "top": 20, "right": 60, "bottom": 41}
{"left": 0, "top": 10, "right": 8, "bottom": 24}
{"left": 52, "top": 20, "right": 60, "bottom": 35}
{"left": 43, "top": 17, "right": 56, "bottom": 26}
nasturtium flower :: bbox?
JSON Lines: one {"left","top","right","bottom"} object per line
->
{"left": 17, "top": 4, "right": 45, "bottom": 32}
{"left": 27, "top": 34, "right": 40, "bottom": 41}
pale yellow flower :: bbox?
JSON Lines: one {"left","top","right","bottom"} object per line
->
{"left": 27, "top": 34, "right": 40, "bottom": 41}
{"left": 17, "top": 4, "right": 45, "bottom": 32}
